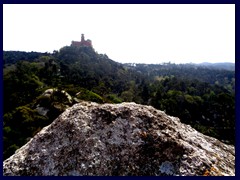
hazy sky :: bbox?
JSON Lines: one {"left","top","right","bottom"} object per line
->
{"left": 3, "top": 4, "right": 235, "bottom": 64}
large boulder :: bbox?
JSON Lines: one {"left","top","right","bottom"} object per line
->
{"left": 3, "top": 102, "right": 235, "bottom": 176}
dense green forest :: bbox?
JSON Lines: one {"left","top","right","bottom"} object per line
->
{"left": 3, "top": 46, "right": 235, "bottom": 160}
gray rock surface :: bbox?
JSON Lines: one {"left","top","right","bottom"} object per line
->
{"left": 3, "top": 102, "right": 235, "bottom": 176}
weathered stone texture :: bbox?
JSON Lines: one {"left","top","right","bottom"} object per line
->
{"left": 3, "top": 102, "right": 235, "bottom": 176}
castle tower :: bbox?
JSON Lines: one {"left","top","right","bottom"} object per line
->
{"left": 81, "top": 34, "right": 85, "bottom": 42}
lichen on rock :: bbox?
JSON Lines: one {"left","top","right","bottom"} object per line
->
{"left": 3, "top": 102, "right": 235, "bottom": 176}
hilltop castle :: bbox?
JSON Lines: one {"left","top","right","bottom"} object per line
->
{"left": 71, "top": 34, "right": 92, "bottom": 48}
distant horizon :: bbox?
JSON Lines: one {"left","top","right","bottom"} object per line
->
{"left": 3, "top": 4, "right": 235, "bottom": 64}
{"left": 3, "top": 49, "right": 235, "bottom": 65}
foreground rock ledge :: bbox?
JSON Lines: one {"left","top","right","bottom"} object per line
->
{"left": 3, "top": 102, "right": 235, "bottom": 176}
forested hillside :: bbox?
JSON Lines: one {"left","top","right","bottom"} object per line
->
{"left": 3, "top": 47, "right": 235, "bottom": 160}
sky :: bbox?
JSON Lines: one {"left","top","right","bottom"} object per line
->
{"left": 3, "top": 4, "right": 235, "bottom": 64}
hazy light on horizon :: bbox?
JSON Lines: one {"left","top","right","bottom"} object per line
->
{"left": 3, "top": 4, "right": 235, "bottom": 64}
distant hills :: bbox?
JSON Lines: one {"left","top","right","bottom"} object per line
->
{"left": 3, "top": 50, "right": 234, "bottom": 71}
{"left": 124, "top": 62, "right": 235, "bottom": 71}
{"left": 197, "top": 62, "right": 235, "bottom": 71}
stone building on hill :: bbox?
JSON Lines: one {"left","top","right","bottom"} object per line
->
{"left": 71, "top": 34, "right": 92, "bottom": 48}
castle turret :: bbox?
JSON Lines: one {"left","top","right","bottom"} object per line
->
{"left": 81, "top": 34, "right": 85, "bottom": 42}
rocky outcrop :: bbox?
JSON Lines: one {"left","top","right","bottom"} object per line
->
{"left": 3, "top": 102, "right": 235, "bottom": 176}
{"left": 35, "top": 88, "right": 74, "bottom": 118}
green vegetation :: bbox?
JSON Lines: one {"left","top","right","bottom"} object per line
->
{"left": 3, "top": 47, "right": 235, "bottom": 160}
{"left": 75, "top": 88, "right": 104, "bottom": 103}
